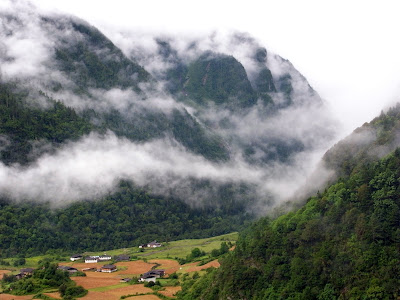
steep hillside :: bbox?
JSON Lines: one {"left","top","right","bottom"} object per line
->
{"left": 179, "top": 110, "right": 400, "bottom": 299}
{"left": 0, "top": 3, "right": 337, "bottom": 255}
{"left": 0, "top": 181, "right": 250, "bottom": 257}
{"left": 178, "top": 51, "right": 258, "bottom": 107}
{"left": 0, "top": 83, "right": 92, "bottom": 165}
{"left": 324, "top": 104, "right": 400, "bottom": 178}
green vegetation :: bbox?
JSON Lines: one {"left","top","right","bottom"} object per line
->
{"left": 0, "top": 181, "right": 247, "bottom": 257}
{"left": 134, "top": 232, "right": 238, "bottom": 260}
{"left": 0, "top": 233, "right": 237, "bottom": 299}
{"left": 1, "top": 262, "right": 87, "bottom": 298}
{"left": 55, "top": 20, "right": 149, "bottom": 92}
{"left": 324, "top": 104, "right": 400, "bottom": 178}
{"left": 179, "top": 149, "right": 400, "bottom": 299}
{"left": 184, "top": 52, "right": 257, "bottom": 107}
{"left": 0, "top": 83, "right": 92, "bottom": 165}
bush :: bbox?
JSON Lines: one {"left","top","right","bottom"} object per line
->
{"left": 0, "top": 259, "right": 10, "bottom": 266}
{"left": 70, "top": 271, "right": 86, "bottom": 277}
{"left": 144, "top": 281, "right": 155, "bottom": 287}
{"left": 13, "top": 258, "right": 26, "bottom": 266}
{"left": 64, "top": 285, "right": 87, "bottom": 298}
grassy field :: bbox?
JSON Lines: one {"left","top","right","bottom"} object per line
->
{"left": 0, "top": 232, "right": 238, "bottom": 299}
{"left": 135, "top": 232, "right": 238, "bottom": 260}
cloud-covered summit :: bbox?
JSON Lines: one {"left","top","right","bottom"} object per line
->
{"left": 0, "top": 2, "right": 339, "bottom": 212}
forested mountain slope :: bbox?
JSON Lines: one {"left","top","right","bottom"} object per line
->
{"left": 179, "top": 109, "right": 400, "bottom": 299}
{"left": 324, "top": 104, "right": 400, "bottom": 178}
{"left": 0, "top": 3, "right": 336, "bottom": 256}
{"left": 0, "top": 181, "right": 251, "bottom": 257}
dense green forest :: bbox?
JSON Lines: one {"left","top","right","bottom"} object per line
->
{"left": 324, "top": 104, "right": 400, "bottom": 178}
{"left": 0, "top": 10, "right": 338, "bottom": 265}
{"left": 0, "top": 82, "right": 250, "bottom": 258}
{"left": 184, "top": 52, "right": 257, "bottom": 107}
{"left": 0, "top": 84, "right": 92, "bottom": 165}
{"left": 53, "top": 18, "right": 150, "bottom": 92}
{"left": 0, "top": 181, "right": 252, "bottom": 257}
{"left": 179, "top": 141, "right": 400, "bottom": 299}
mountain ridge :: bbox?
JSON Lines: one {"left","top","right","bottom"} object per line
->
{"left": 0, "top": 3, "right": 337, "bottom": 256}
{"left": 179, "top": 106, "right": 400, "bottom": 299}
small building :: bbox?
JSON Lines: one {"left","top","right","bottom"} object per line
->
{"left": 82, "top": 267, "right": 97, "bottom": 272}
{"left": 100, "top": 264, "right": 117, "bottom": 273}
{"left": 58, "top": 266, "right": 78, "bottom": 274}
{"left": 139, "top": 269, "right": 165, "bottom": 282}
{"left": 15, "top": 268, "right": 35, "bottom": 280}
{"left": 139, "top": 240, "right": 162, "bottom": 248}
{"left": 85, "top": 256, "right": 99, "bottom": 263}
{"left": 147, "top": 241, "right": 162, "bottom": 248}
{"left": 70, "top": 254, "right": 83, "bottom": 261}
{"left": 98, "top": 255, "right": 112, "bottom": 261}
{"left": 120, "top": 278, "right": 132, "bottom": 283}
{"left": 138, "top": 275, "right": 156, "bottom": 283}
{"left": 20, "top": 268, "right": 35, "bottom": 276}
{"left": 148, "top": 269, "right": 165, "bottom": 278}
{"left": 115, "top": 254, "right": 130, "bottom": 261}
{"left": 147, "top": 241, "right": 161, "bottom": 248}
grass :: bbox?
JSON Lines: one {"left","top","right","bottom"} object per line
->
{"left": 1, "top": 232, "right": 238, "bottom": 271}
{"left": 135, "top": 232, "right": 238, "bottom": 259}
{"left": 88, "top": 283, "right": 128, "bottom": 292}
{"left": 0, "top": 232, "right": 238, "bottom": 299}
{"left": 157, "top": 279, "right": 179, "bottom": 286}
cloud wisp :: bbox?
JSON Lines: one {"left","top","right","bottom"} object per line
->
{"left": 0, "top": 2, "right": 341, "bottom": 214}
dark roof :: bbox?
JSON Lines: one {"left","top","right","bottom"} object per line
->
{"left": 20, "top": 268, "right": 34, "bottom": 273}
{"left": 58, "top": 266, "right": 78, "bottom": 271}
{"left": 101, "top": 264, "right": 116, "bottom": 269}
{"left": 142, "top": 269, "right": 165, "bottom": 278}
{"left": 70, "top": 254, "right": 82, "bottom": 258}
{"left": 116, "top": 254, "right": 130, "bottom": 261}
{"left": 148, "top": 240, "right": 161, "bottom": 245}
{"left": 141, "top": 275, "right": 157, "bottom": 279}
{"left": 85, "top": 256, "right": 98, "bottom": 260}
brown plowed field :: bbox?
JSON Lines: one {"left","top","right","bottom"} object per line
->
{"left": 0, "top": 270, "right": 11, "bottom": 276}
{"left": 184, "top": 259, "right": 220, "bottom": 272}
{"left": 79, "top": 291, "right": 116, "bottom": 300}
{"left": 159, "top": 286, "right": 182, "bottom": 297}
{"left": 70, "top": 262, "right": 102, "bottom": 270}
{"left": 148, "top": 259, "right": 181, "bottom": 274}
{"left": 124, "top": 295, "right": 161, "bottom": 300}
{"left": 105, "top": 284, "right": 152, "bottom": 296}
{"left": 115, "top": 260, "right": 155, "bottom": 275}
{"left": 79, "top": 288, "right": 159, "bottom": 300}
{"left": 72, "top": 276, "right": 120, "bottom": 289}
{"left": 0, "top": 294, "right": 33, "bottom": 300}
{"left": 80, "top": 271, "right": 120, "bottom": 279}
{"left": 43, "top": 292, "right": 62, "bottom": 299}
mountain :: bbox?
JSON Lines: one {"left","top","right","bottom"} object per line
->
{"left": 179, "top": 108, "right": 400, "bottom": 299}
{"left": 324, "top": 104, "right": 400, "bottom": 178}
{"left": 0, "top": 4, "right": 336, "bottom": 255}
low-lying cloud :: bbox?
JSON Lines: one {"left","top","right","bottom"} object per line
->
{"left": 0, "top": 131, "right": 334, "bottom": 214}
{"left": 0, "top": 1, "right": 341, "bottom": 214}
{"left": 0, "top": 132, "right": 263, "bottom": 204}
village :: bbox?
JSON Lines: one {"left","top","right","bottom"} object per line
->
{"left": 0, "top": 233, "right": 237, "bottom": 300}
{"left": 11, "top": 241, "right": 165, "bottom": 284}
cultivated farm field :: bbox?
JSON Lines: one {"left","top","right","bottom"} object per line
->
{"left": 0, "top": 233, "right": 237, "bottom": 299}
